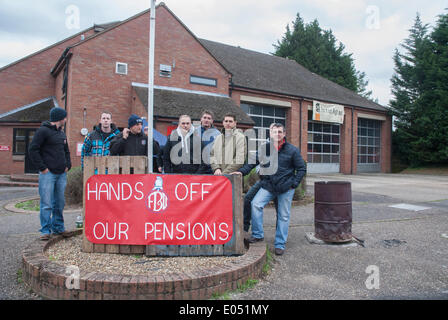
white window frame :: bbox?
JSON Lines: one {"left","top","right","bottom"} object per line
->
{"left": 115, "top": 62, "right": 128, "bottom": 75}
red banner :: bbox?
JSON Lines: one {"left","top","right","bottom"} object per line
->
{"left": 85, "top": 174, "right": 233, "bottom": 245}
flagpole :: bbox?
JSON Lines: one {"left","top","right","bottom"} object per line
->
{"left": 148, "top": 0, "right": 156, "bottom": 173}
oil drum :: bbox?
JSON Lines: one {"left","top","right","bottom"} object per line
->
{"left": 314, "top": 181, "right": 352, "bottom": 242}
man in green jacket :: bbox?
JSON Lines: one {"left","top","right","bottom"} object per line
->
{"left": 210, "top": 113, "right": 246, "bottom": 175}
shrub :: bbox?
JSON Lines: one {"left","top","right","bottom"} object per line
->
{"left": 65, "top": 166, "right": 83, "bottom": 205}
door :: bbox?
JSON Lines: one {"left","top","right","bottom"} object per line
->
{"left": 14, "top": 128, "right": 38, "bottom": 173}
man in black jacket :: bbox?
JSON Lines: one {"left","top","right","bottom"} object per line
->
{"left": 109, "top": 114, "right": 162, "bottom": 172}
{"left": 163, "top": 115, "right": 206, "bottom": 174}
{"left": 29, "top": 107, "right": 71, "bottom": 241}
{"left": 232, "top": 123, "right": 306, "bottom": 255}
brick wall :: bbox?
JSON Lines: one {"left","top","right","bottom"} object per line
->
{"left": 65, "top": 6, "right": 230, "bottom": 167}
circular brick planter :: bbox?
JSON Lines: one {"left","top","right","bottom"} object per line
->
{"left": 22, "top": 230, "right": 267, "bottom": 300}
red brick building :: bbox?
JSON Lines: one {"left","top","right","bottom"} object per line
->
{"left": 0, "top": 3, "right": 391, "bottom": 175}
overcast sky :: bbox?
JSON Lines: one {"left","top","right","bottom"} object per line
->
{"left": 1, "top": 0, "right": 447, "bottom": 106}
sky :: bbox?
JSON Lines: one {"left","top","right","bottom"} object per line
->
{"left": 0, "top": 0, "right": 447, "bottom": 106}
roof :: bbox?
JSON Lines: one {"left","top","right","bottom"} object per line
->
{"left": 133, "top": 86, "right": 255, "bottom": 126}
{"left": 0, "top": 97, "right": 57, "bottom": 123}
{"left": 200, "top": 39, "right": 388, "bottom": 112}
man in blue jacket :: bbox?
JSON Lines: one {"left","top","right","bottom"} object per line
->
{"left": 29, "top": 107, "right": 71, "bottom": 240}
{"left": 81, "top": 111, "right": 120, "bottom": 168}
{"left": 233, "top": 123, "right": 306, "bottom": 255}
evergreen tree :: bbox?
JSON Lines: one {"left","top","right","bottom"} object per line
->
{"left": 390, "top": 12, "right": 448, "bottom": 166}
{"left": 273, "top": 13, "right": 372, "bottom": 98}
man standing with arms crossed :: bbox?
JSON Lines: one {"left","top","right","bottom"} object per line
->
{"left": 29, "top": 107, "right": 71, "bottom": 241}
{"left": 232, "top": 123, "right": 306, "bottom": 255}
{"left": 210, "top": 113, "right": 246, "bottom": 175}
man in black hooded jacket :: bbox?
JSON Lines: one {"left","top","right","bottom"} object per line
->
{"left": 28, "top": 107, "right": 71, "bottom": 241}
{"left": 110, "top": 114, "right": 162, "bottom": 172}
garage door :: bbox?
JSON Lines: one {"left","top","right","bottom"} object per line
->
{"left": 307, "top": 121, "right": 340, "bottom": 173}
{"left": 357, "top": 118, "right": 381, "bottom": 173}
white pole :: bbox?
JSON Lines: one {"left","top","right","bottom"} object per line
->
{"left": 148, "top": 0, "right": 156, "bottom": 173}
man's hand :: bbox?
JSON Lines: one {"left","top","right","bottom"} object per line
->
{"left": 230, "top": 171, "right": 242, "bottom": 175}
{"left": 40, "top": 168, "right": 49, "bottom": 174}
{"left": 214, "top": 169, "right": 222, "bottom": 175}
{"left": 158, "top": 167, "right": 162, "bottom": 173}
{"left": 122, "top": 128, "right": 130, "bottom": 140}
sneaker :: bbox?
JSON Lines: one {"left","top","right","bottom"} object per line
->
{"left": 248, "top": 237, "right": 264, "bottom": 243}
{"left": 274, "top": 248, "right": 284, "bottom": 256}
{"left": 40, "top": 234, "right": 51, "bottom": 241}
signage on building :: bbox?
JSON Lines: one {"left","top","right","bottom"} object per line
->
{"left": 0, "top": 146, "right": 11, "bottom": 151}
{"left": 313, "top": 101, "right": 344, "bottom": 124}
{"left": 76, "top": 143, "right": 83, "bottom": 156}
{"left": 84, "top": 174, "right": 233, "bottom": 245}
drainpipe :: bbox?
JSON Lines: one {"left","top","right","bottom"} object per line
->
{"left": 351, "top": 106, "right": 354, "bottom": 174}
{"left": 63, "top": 53, "right": 72, "bottom": 134}
{"left": 298, "top": 98, "right": 303, "bottom": 151}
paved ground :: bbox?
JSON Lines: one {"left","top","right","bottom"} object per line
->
{"left": 231, "top": 173, "right": 448, "bottom": 300}
{"left": 1, "top": 173, "right": 447, "bottom": 300}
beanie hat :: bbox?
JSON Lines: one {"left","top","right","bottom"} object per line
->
{"left": 128, "top": 114, "right": 143, "bottom": 128}
{"left": 50, "top": 107, "right": 67, "bottom": 122}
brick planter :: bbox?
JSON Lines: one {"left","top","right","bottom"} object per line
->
{"left": 22, "top": 230, "right": 266, "bottom": 300}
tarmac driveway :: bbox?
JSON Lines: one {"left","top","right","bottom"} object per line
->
{"left": 232, "top": 173, "right": 448, "bottom": 300}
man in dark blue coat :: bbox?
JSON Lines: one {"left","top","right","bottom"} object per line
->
{"left": 29, "top": 107, "right": 71, "bottom": 240}
{"left": 233, "top": 123, "right": 306, "bottom": 255}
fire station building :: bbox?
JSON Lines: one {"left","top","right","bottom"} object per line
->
{"left": 0, "top": 3, "right": 391, "bottom": 175}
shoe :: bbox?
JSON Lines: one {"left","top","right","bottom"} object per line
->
{"left": 248, "top": 237, "right": 264, "bottom": 243}
{"left": 40, "top": 234, "right": 51, "bottom": 241}
{"left": 274, "top": 248, "right": 284, "bottom": 256}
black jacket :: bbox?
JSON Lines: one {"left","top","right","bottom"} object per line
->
{"left": 163, "top": 129, "right": 206, "bottom": 174}
{"left": 28, "top": 121, "right": 71, "bottom": 174}
{"left": 109, "top": 131, "right": 162, "bottom": 172}
{"left": 239, "top": 140, "right": 307, "bottom": 195}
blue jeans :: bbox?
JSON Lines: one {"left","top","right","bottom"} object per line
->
{"left": 251, "top": 187, "right": 295, "bottom": 250}
{"left": 39, "top": 171, "right": 67, "bottom": 235}
{"left": 244, "top": 181, "right": 278, "bottom": 232}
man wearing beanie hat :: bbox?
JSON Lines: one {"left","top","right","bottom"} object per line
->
{"left": 110, "top": 114, "right": 162, "bottom": 172}
{"left": 29, "top": 107, "right": 71, "bottom": 241}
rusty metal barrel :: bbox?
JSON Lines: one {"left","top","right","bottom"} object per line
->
{"left": 314, "top": 181, "right": 352, "bottom": 243}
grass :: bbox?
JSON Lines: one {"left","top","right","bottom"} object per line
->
{"left": 211, "top": 245, "right": 273, "bottom": 300}
{"left": 400, "top": 165, "right": 448, "bottom": 175}
{"left": 15, "top": 199, "right": 39, "bottom": 211}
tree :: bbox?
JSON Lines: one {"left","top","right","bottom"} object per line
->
{"left": 390, "top": 12, "right": 448, "bottom": 166}
{"left": 273, "top": 13, "right": 372, "bottom": 99}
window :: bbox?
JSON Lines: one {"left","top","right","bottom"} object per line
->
{"left": 115, "top": 62, "right": 128, "bottom": 75}
{"left": 307, "top": 110, "right": 340, "bottom": 164}
{"left": 190, "top": 75, "right": 217, "bottom": 87}
{"left": 358, "top": 118, "right": 381, "bottom": 164}
{"left": 241, "top": 103, "right": 287, "bottom": 141}
{"left": 13, "top": 128, "right": 36, "bottom": 155}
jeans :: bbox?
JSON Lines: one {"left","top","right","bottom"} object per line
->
{"left": 251, "top": 187, "right": 295, "bottom": 250}
{"left": 244, "top": 181, "right": 278, "bottom": 232}
{"left": 39, "top": 171, "right": 67, "bottom": 235}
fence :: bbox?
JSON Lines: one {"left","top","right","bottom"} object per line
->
{"left": 81, "top": 156, "right": 244, "bottom": 256}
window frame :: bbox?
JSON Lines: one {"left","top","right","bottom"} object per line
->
{"left": 189, "top": 75, "right": 218, "bottom": 87}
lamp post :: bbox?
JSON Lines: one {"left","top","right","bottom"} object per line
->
{"left": 147, "top": 0, "right": 156, "bottom": 173}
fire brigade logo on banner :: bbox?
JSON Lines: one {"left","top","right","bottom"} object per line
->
{"left": 146, "top": 176, "right": 168, "bottom": 213}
